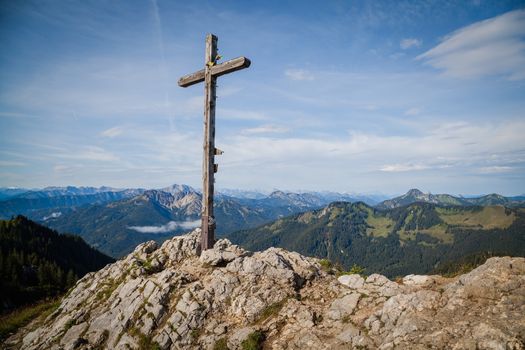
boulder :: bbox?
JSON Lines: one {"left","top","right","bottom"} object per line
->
{"left": 337, "top": 274, "right": 365, "bottom": 289}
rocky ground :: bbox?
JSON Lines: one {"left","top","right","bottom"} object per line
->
{"left": 5, "top": 229, "right": 525, "bottom": 349}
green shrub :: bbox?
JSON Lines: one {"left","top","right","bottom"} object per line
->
{"left": 348, "top": 264, "right": 365, "bottom": 275}
{"left": 190, "top": 328, "right": 202, "bottom": 340}
{"left": 318, "top": 259, "right": 332, "bottom": 271}
{"left": 258, "top": 299, "right": 286, "bottom": 323}
{"left": 128, "top": 326, "right": 161, "bottom": 350}
{"left": 241, "top": 331, "right": 265, "bottom": 350}
{"left": 337, "top": 263, "right": 366, "bottom": 277}
{"left": 213, "top": 337, "right": 229, "bottom": 350}
{"left": 64, "top": 318, "right": 75, "bottom": 331}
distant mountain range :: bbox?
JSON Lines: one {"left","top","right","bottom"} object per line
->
{"left": 376, "top": 188, "right": 525, "bottom": 210}
{"left": 1, "top": 185, "right": 524, "bottom": 259}
{"left": 0, "top": 188, "right": 32, "bottom": 201}
{"left": 216, "top": 188, "right": 268, "bottom": 199}
{"left": 0, "top": 186, "right": 143, "bottom": 200}
{"left": 38, "top": 186, "right": 351, "bottom": 257}
{"left": 0, "top": 187, "right": 144, "bottom": 220}
{"left": 226, "top": 201, "right": 525, "bottom": 277}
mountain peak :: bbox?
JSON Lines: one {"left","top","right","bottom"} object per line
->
{"left": 140, "top": 187, "right": 201, "bottom": 215}
{"left": 484, "top": 193, "right": 505, "bottom": 199}
{"left": 161, "top": 184, "right": 197, "bottom": 196}
{"left": 269, "top": 190, "right": 287, "bottom": 197}
{"left": 9, "top": 230, "right": 524, "bottom": 350}
{"left": 404, "top": 188, "right": 425, "bottom": 197}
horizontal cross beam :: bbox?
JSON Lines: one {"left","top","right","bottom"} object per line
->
{"left": 178, "top": 56, "right": 251, "bottom": 88}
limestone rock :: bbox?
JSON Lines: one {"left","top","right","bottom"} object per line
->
{"left": 199, "top": 238, "right": 246, "bottom": 266}
{"left": 337, "top": 274, "right": 364, "bottom": 289}
{"left": 326, "top": 293, "right": 360, "bottom": 320}
{"left": 402, "top": 274, "right": 438, "bottom": 287}
{"left": 7, "top": 230, "right": 525, "bottom": 350}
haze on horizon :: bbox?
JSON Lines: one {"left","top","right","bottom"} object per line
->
{"left": 1, "top": 1, "right": 524, "bottom": 196}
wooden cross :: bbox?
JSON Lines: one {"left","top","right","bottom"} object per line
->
{"left": 178, "top": 34, "right": 250, "bottom": 250}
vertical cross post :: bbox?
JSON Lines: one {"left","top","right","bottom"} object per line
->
{"left": 202, "top": 34, "right": 217, "bottom": 250}
{"left": 178, "top": 34, "right": 250, "bottom": 251}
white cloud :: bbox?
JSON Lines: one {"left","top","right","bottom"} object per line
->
{"left": 0, "top": 160, "right": 26, "bottom": 167}
{"left": 478, "top": 166, "right": 514, "bottom": 174}
{"left": 380, "top": 164, "right": 429, "bottom": 172}
{"left": 0, "top": 112, "right": 34, "bottom": 118}
{"left": 53, "top": 165, "right": 70, "bottom": 172}
{"left": 128, "top": 220, "right": 200, "bottom": 233}
{"left": 404, "top": 107, "right": 421, "bottom": 116}
{"left": 241, "top": 125, "right": 288, "bottom": 135}
{"left": 58, "top": 146, "right": 119, "bottom": 162}
{"left": 417, "top": 9, "right": 525, "bottom": 80}
{"left": 284, "top": 69, "right": 315, "bottom": 81}
{"left": 43, "top": 212, "right": 62, "bottom": 220}
{"left": 79, "top": 147, "right": 119, "bottom": 161}
{"left": 217, "top": 119, "right": 525, "bottom": 187}
{"left": 0, "top": 55, "right": 177, "bottom": 118}
{"left": 100, "top": 126, "right": 124, "bottom": 138}
{"left": 400, "top": 38, "right": 422, "bottom": 49}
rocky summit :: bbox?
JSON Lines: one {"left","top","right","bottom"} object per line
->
{"left": 7, "top": 230, "right": 525, "bottom": 350}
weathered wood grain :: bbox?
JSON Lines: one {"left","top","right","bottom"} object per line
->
{"left": 201, "top": 33, "right": 217, "bottom": 250}
{"left": 178, "top": 57, "right": 250, "bottom": 87}
{"left": 178, "top": 34, "right": 250, "bottom": 251}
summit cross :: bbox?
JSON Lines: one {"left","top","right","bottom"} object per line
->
{"left": 178, "top": 34, "right": 251, "bottom": 251}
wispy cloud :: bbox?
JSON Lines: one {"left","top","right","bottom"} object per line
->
{"left": 241, "top": 125, "right": 288, "bottom": 135}
{"left": 380, "top": 163, "right": 429, "bottom": 172}
{"left": 0, "top": 112, "right": 35, "bottom": 119}
{"left": 418, "top": 9, "right": 525, "bottom": 80}
{"left": 217, "top": 119, "right": 525, "bottom": 191}
{"left": 0, "top": 55, "right": 178, "bottom": 118}
{"left": 285, "top": 69, "right": 315, "bottom": 81}
{"left": 1, "top": 1, "right": 523, "bottom": 194}
{"left": 404, "top": 107, "right": 421, "bottom": 116}
{"left": 128, "top": 220, "right": 200, "bottom": 233}
{"left": 100, "top": 126, "right": 124, "bottom": 138}
{"left": 478, "top": 166, "right": 514, "bottom": 174}
{"left": 59, "top": 146, "right": 119, "bottom": 162}
{"left": 53, "top": 165, "right": 71, "bottom": 172}
{"left": 400, "top": 38, "right": 422, "bottom": 49}
{"left": 0, "top": 160, "right": 26, "bottom": 167}
{"left": 217, "top": 108, "right": 269, "bottom": 121}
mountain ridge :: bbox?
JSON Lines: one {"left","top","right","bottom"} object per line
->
{"left": 40, "top": 186, "right": 352, "bottom": 258}
{"left": 377, "top": 188, "right": 525, "bottom": 209}
{"left": 226, "top": 201, "right": 525, "bottom": 277}
{"left": 3, "top": 184, "right": 525, "bottom": 261}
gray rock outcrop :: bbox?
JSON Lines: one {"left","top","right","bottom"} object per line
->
{"left": 6, "top": 229, "right": 525, "bottom": 349}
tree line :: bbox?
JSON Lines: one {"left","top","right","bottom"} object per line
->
{"left": 0, "top": 216, "right": 114, "bottom": 313}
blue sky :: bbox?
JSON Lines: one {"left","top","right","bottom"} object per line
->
{"left": 1, "top": 0, "right": 524, "bottom": 195}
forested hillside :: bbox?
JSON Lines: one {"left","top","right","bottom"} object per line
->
{"left": 226, "top": 202, "right": 525, "bottom": 277}
{"left": 0, "top": 216, "right": 114, "bottom": 312}
{"left": 42, "top": 188, "right": 336, "bottom": 258}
